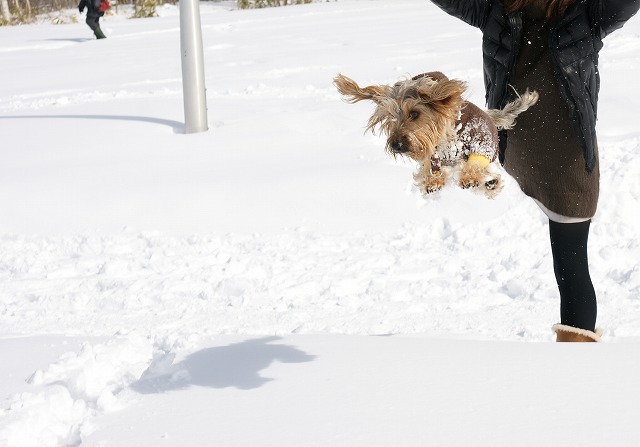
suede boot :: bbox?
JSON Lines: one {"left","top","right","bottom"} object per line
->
{"left": 552, "top": 324, "right": 603, "bottom": 342}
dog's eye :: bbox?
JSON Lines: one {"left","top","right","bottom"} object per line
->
{"left": 408, "top": 111, "right": 419, "bottom": 120}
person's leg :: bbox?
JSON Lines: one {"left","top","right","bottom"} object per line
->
{"left": 93, "top": 24, "right": 106, "bottom": 39}
{"left": 86, "top": 14, "right": 99, "bottom": 31}
{"left": 86, "top": 14, "right": 106, "bottom": 38}
{"left": 548, "top": 219, "right": 597, "bottom": 332}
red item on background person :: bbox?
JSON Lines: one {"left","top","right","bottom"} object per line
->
{"left": 98, "top": 0, "right": 110, "bottom": 12}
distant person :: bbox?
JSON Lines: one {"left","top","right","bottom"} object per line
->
{"left": 78, "top": 0, "right": 110, "bottom": 39}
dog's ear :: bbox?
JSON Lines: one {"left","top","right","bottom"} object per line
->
{"left": 334, "top": 74, "right": 389, "bottom": 104}
{"left": 412, "top": 71, "right": 449, "bottom": 82}
{"left": 417, "top": 78, "right": 466, "bottom": 111}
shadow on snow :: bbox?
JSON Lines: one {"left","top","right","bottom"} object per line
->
{"left": 0, "top": 114, "right": 185, "bottom": 133}
{"left": 132, "top": 336, "right": 316, "bottom": 393}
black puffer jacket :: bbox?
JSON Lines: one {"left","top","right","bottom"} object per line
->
{"left": 430, "top": 0, "right": 640, "bottom": 171}
{"left": 79, "top": 0, "right": 104, "bottom": 17}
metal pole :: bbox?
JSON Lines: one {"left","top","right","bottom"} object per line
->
{"left": 179, "top": 0, "right": 208, "bottom": 134}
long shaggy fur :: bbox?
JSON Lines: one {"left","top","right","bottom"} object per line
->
{"left": 486, "top": 89, "right": 540, "bottom": 130}
{"left": 334, "top": 73, "right": 466, "bottom": 161}
{"left": 334, "top": 71, "right": 538, "bottom": 199}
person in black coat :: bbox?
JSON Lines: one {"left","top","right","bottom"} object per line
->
{"left": 79, "top": 0, "right": 108, "bottom": 39}
{"left": 429, "top": 0, "right": 640, "bottom": 341}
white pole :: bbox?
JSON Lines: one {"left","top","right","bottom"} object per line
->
{"left": 179, "top": 0, "right": 208, "bottom": 134}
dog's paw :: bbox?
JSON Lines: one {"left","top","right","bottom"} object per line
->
{"left": 478, "top": 173, "right": 504, "bottom": 199}
{"left": 459, "top": 178, "right": 480, "bottom": 189}
{"left": 481, "top": 174, "right": 503, "bottom": 199}
{"left": 414, "top": 166, "right": 446, "bottom": 196}
{"left": 415, "top": 176, "right": 445, "bottom": 196}
{"left": 416, "top": 180, "right": 444, "bottom": 196}
{"left": 484, "top": 178, "right": 499, "bottom": 190}
{"left": 458, "top": 164, "right": 503, "bottom": 199}
{"left": 424, "top": 172, "right": 446, "bottom": 195}
{"left": 458, "top": 173, "right": 484, "bottom": 190}
{"left": 458, "top": 163, "right": 485, "bottom": 190}
{"left": 423, "top": 182, "right": 444, "bottom": 195}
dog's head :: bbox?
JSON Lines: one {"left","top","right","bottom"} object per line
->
{"left": 334, "top": 72, "right": 466, "bottom": 162}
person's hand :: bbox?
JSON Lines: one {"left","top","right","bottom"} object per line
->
{"left": 78, "top": 0, "right": 86, "bottom": 13}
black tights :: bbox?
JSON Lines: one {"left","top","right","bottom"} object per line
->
{"left": 548, "top": 219, "right": 597, "bottom": 331}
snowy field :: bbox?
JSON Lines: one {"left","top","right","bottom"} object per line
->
{"left": 2, "top": 1, "right": 640, "bottom": 445}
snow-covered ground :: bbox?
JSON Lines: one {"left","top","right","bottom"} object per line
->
{"left": 1, "top": 1, "right": 640, "bottom": 445}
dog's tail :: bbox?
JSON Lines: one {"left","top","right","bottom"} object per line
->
{"left": 486, "top": 89, "right": 539, "bottom": 130}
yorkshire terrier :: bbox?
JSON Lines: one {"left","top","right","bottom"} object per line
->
{"left": 334, "top": 71, "right": 538, "bottom": 199}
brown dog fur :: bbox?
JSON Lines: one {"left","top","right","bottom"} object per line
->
{"left": 334, "top": 72, "right": 538, "bottom": 199}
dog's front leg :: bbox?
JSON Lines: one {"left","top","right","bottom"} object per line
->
{"left": 459, "top": 154, "right": 489, "bottom": 189}
{"left": 414, "top": 161, "right": 446, "bottom": 196}
{"left": 459, "top": 153, "right": 503, "bottom": 198}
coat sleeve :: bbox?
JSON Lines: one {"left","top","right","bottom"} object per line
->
{"left": 592, "top": 0, "right": 640, "bottom": 38}
{"left": 429, "top": 0, "right": 490, "bottom": 29}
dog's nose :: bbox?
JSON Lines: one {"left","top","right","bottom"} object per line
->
{"left": 391, "top": 140, "right": 408, "bottom": 153}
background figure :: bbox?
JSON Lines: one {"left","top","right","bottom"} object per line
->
{"left": 79, "top": 0, "right": 107, "bottom": 39}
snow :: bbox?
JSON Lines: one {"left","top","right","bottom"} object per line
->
{"left": 1, "top": 1, "right": 640, "bottom": 445}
